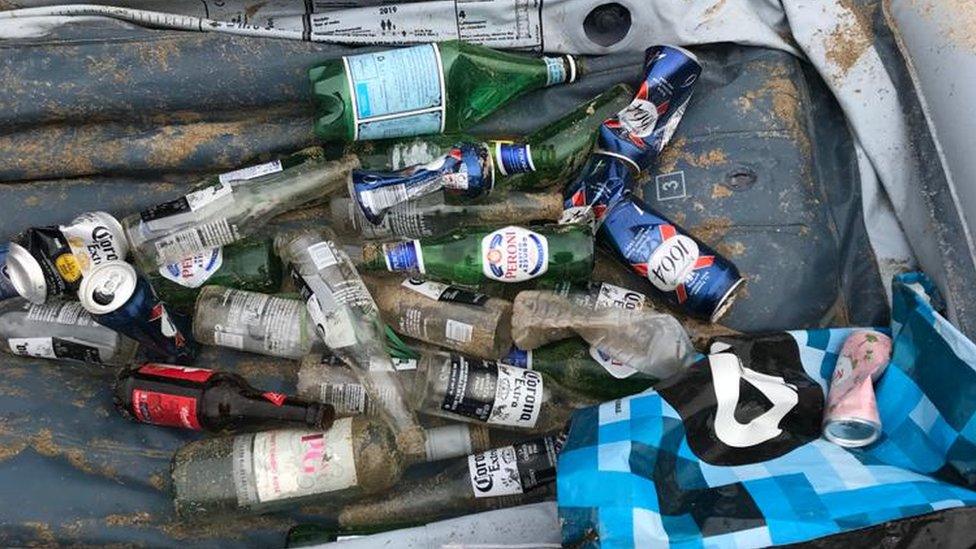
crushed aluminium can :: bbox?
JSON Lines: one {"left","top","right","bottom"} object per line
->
{"left": 352, "top": 143, "right": 494, "bottom": 224}
{"left": 78, "top": 260, "right": 198, "bottom": 365}
{"left": 599, "top": 44, "right": 702, "bottom": 171}
{"left": 823, "top": 330, "right": 893, "bottom": 448}
{"left": 561, "top": 152, "right": 636, "bottom": 227}
{"left": 4, "top": 211, "right": 128, "bottom": 304}
{"left": 598, "top": 193, "right": 744, "bottom": 322}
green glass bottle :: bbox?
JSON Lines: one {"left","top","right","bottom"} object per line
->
{"left": 147, "top": 238, "right": 283, "bottom": 312}
{"left": 502, "top": 337, "right": 659, "bottom": 403}
{"left": 357, "top": 224, "right": 593, "bottom": 287}
{"left": 310, "top": 40, "right": 579, "bottom": 142}
{"left": 332, "top": 84, "right": 633, "bottom": 191}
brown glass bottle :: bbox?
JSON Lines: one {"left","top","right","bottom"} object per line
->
{"left": 113, "top": 363, "right": 334, "bottom": 433}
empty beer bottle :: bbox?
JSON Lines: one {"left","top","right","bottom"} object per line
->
{"left": 332, "top": 434, "right": 562, "bottom": 530}
{"left": 310, "top": 40, "right": 579, "bottom": 141}
{"left": 329, "top": 191, "right": 563, "bottom": 240}
{"left": 123, "top": 155, "right": 358, "bottom": 267}
{"left": 113, "top": 364, "right": 334, "bottom": 433}
{"left": 145, "top": 238, "right": 283, "bottom": 313}
{"left": 365, "top": 274, "right": 513, "bottom": 359}
{"left": 501, "top": 338, "right": 659, "bottom": 403}
{"left": 336, "top": 84, "right": 632, "bottom": 190}
{"left": 172, "top": 416, "right": 494, "bottom": 518}
{"left": 410, "top": 353, "right": 585, "bottom": 433}
{"left": 357, "top": 223, "right": 594, "bottom": 287}
{"left": 0, "top": 298, "right": 138, "bottom": 365}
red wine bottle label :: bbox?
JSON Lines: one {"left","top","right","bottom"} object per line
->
{"left": 131, "top": 389, "right": 201, "bottom": 430}
{"left": 138, "top": 364, "right": 214, "bottom": 383}
{"left": 262, "top": 392, "right": 287, "bottom": 406}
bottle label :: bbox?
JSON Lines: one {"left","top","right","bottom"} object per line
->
{"left": 138, "top": 363, "right": 215, "bottom": 383}
{"left": 382, "top": 241, "right": 425, "bottom": 273}
{"left": 26, "top": 301, "right": 96, "bottom": 326}
{"left": 401, "top": 277, "right": 488, "bottom": 306}
{"left": 468, "top": 436, "right": 559, "bottom": 498}
{"left": 158, "top": 247, "right": 223, "bottom": 289}
{"left": 595, "top": 282, "right": 647, "bottom": 311}
{"left": 501, "top": 346, "right": 533, "bottom": 370}
{"left": 320, "top": 383, "right": 369, "bottom": 415}
{"left": 493, "top": 142, "right": 535, "bottom": 176}
{"left": 153, "top": 218, "right": 240, "bottom": 259}
{"left": 8, "top": 337, "right": 103, "bottom": 363}
{"left": 543, "top": 56, "right": 568, "bottom": 87}
{"left": 647, "top": 232, "right": 701, "bottom": 292}
{"left": 140, "top": 183, "right": 234, "bottom": 232}
{"left": 292, "top": 270, "right": 358, "bottom": 350}
{"left": 445, "top": 319, "right": 474, "bottom": 343}
{"left": 218, "top": 159, "right": 283, "bottom": 184}
{"left": 441, "top": 356, "right": 542, "bottom": 427}
{"left": 389, "top": 140, "right": 442, "bottom": 170}
{"left": 344, "top": 43, "right": 445, "bottom": 140}
{"left": 131, "top": 389, "right": 202, "bottom": 430}
{"left": 307, "top": 241, "right": 340, "bottom": 270}
{"left": 481, "top": 226, "right": 549, "bottom": 283}
{"left": 236, "top": 419, "right": 359, "bottom": 505}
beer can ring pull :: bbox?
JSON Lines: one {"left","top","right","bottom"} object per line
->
{"left": 823, "top": 330, "right": 893, "bottom": 448}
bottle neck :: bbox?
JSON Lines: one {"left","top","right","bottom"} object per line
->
{"left": 234, "top": 393, "right": 332, "bottom": 429}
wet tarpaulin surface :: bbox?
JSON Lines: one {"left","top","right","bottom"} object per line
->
{"left": 0, "top": 13, "right": 906, "bottom": 549}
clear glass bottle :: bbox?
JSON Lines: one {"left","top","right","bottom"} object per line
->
{"left": 0, "top": 298, "right": 137, "bottom": 365}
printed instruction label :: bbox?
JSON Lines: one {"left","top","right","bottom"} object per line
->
{"left": 26, "top": 301, "right": 95, "bottom": 326}
{"left": 8, "top": 337, "right": 103, "bottom": 363}
{"left": 401, "top": 277, "right": 489, "bottom": 306}
{"left": 344, "top": 43, "right": 445, "bottom": 140}
{"left": 481, "top": 226, "right": 549, "bottom": 283}
{"left": 218, "top": 159, "right": 283, "bottom": 184}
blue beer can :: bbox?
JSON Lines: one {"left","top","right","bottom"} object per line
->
{"left": 0, "top": 244, "right": 19, "bottom": 300}
{"left": 600, "top": 44, "right": 702, "bottom": 171}
{"left": 78, "top": 260, "right": 198, "bottom": 364}
{"left": 598, "top": 193, "right": 744, "bottom": 322}
{"left": 561, "top": 152, "right": 636, "bottom": 225}
{"left": 352, "top": 142, "right": 494, "bottom": 224}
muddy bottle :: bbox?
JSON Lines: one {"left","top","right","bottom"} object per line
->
{"left": 331, "top": 434, "right": 562, "bottom": 530}
{"left": 338, "top": 84, "right": 633, "bottom": 192}
{"left": 411, "top": 353, "right": 584, "bottom": 434}
{"left": 0, "top": 298, "right": 137, "bottom": 365}
{"left": 365, "top": 275, "right": 513, "bottom": 359}
{"left": 114, "top": 363, "right": 334, "bottom": 433}
{"left": 192, "top": 286, "right": 321, "bottom": 360}
{"left": 172, "top": 415, "right": 493, "bottom": 518}
{"left": 501, "top": 338, "right": 659, "bottom": 403}
{"left": 310, "top": 40, "right": 578, "bottom": 141}
{"left": 276, "top": 229, "right": 419, "bottom": 432}
{"left": 123, "top": 154, "right": 358, "bottom": 267}
{"left": 357, "top": 223, "right": 594, "bottom": 287}
{"left": 329, "top": 190, "right": 563, "bottom": 240}
{"left": 511, "top": 284, "right": 695, "bottom": 379}
{"left": 144, "top": 238, "right": 283, "bottom": 313}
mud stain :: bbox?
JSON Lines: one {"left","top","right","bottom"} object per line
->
{"left": 824, "top": 0, "right": 874, "bottom": 79}
{"left": 711, "top": 183, "right": 734, "bottom": 199}
{"left": 716, "top": 240, "right": 746, "bottom": 257}
{"left": 22, "top": 522, "right": 57, "bottom": 547}
{"left": 690, "top": 216, "right": 734, "bottom": 246}
{"left": 29, "top": 429, "right": 119, "bottom": 480}
{"left": 735, "top": 63, "right": 810, "bottom": 156}
{"left": 105, "top": 512, "right": 153, "bottom": 528}
{"left": 909, "top": 0, "right": 976, "bottom": 54}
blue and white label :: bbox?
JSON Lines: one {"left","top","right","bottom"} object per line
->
{"left": 382, "top": 240, "right": 425, "bottom": 273}
{"left": 501, "top": 346, "right": 533, "bottom": 369}
{"left": 493, "top": 142, "right": 535, "bottom": 176}
{"left": 344, "top": 43, "right": 446, "bottom": 140}
{"left": 159, "top": 247, "right": 223, "bottom": 289}
{"left": 543, "top": 55, "right": 573, "bottom": 87}
{"left": 480, "top": 226, "right": 548, "bottom": 283}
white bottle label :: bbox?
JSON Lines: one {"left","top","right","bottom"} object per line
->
{"left": 250, "top": 419, "right": 358, "bottom": 504}
{"left": 468, "top": 445, "right": 524, "bottom": 497}
{"left": 158, "top": 247, "right": 224, "bottom": 289}
{"left": 307, "top": 241, "right": 340, "bottom": 270}
{"left": 445, "top": 319, "right": 474, "bottom": 343}
{"left": 9, "top": 337, "right": 57, "bottom": 359}
{"left": 588, "top": 345, "right": 639, "bottom": 379}
{"left": 306, "top": 293, "right": 357, "bottom": 350}
{"left": 488, "top": 364, "right": 543, "bottom": 427}
{"left": 647, "top": 234, "right": 700, "bottom": 292}
{"left": 595, "top": 282, "right": 647, "bottom": 311}
{"left": 185, "top": 183, "right": 234, "bottom": 212}
{"left": 480, "top": 226, "right": 549, "bottom": 283}
{"left": 401, "top": 277, "right": 449, "bottom": 300}
{"left": 26, "top": 301, "right": 95, "bottom": 326}
{"left": 218, "top": 159, "right": 283, "bottom": 184}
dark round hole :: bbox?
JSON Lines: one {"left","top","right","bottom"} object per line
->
{"left": 93, "top": 289, "right": 115, "bottom": 306}
{"left": 724, "top": 167, "right": 758, "bottom": 190}
{"left": 583, "top": 3, "right": 632, "bottom": 48}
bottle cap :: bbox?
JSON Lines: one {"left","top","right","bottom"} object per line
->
{"left": 78, "top": 260, "right": 138, "bottom": 315}
{"left": 5, "top": 241, "right": 48, "bottom": 304}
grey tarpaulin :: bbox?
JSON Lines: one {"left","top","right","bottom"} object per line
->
{"left": 0, "top": 0, "right": 972, "bottom": 546}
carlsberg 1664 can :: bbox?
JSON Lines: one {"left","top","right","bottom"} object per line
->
{"left": 599, "top": 194, "right": 743, "bottom": 323}
{"left": 78, "top": 260, "right": 198, "bottom": 365}
{"left": 4, "top": 211, "right": 128, "bottom": 304}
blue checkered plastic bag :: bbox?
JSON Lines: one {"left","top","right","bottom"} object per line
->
{"left": 558, "top": 272, "right": 976, "bottom": 547}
